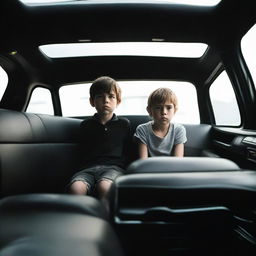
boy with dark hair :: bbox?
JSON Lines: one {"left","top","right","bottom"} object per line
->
{"left": 67, "top": 76, "right": 131, "bottom": 199}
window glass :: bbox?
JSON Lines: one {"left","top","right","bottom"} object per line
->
{"left": 26, "top": 87, "right": 54, "bottom": 115}
{"left": 20, "top": 0, "right": 222, "bottom": 7}
{"left": 0, "top": 65, "right": 8, "bottom": 100}
{"left": 241, "top": 23, "right": 256, "bottom": 87}
{"left": 40, "top": 42, "right": 208, "bottom": 58}
{"left": 59, "top": 80, "right": 200, "bottom": 124}
{"left": 209, "top": 71, "right": 240, "bottom": 126}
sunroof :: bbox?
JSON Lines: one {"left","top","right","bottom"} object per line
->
{"left": 20, "top": 0, "right": 221, "bottom": 7}
{"left": 39, "top": 42, "right": 208, "bottom": 58}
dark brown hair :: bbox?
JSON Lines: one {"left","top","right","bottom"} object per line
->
{"left": 89, "top": 76, "right": 121, "bottom": 103}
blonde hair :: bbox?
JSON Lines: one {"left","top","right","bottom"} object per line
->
{"left": 147, "top": 87, "right": 178, "bottom": 112}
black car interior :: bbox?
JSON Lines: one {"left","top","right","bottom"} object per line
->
{"left": 0, "top": 0, "right": 256, "bottom": 255}
{"left": 0, "top": 108, "right": 216, "bottom": 197}
{"left": 0, "top": 108, "right": 256, "bottom": 255}
{"left": 0, "top": 194, "right": 124, "bottom": 256}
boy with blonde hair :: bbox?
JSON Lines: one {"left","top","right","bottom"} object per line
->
{"left": 134, "top": 87, "right": 187, "bottom": 158}
{"left": 68, "top": 76, "right": 131, "bottom": 199}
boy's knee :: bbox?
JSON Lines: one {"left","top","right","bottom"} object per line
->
{"left": 69, "top": 180, "right": 88, "bottom": 195}
{"left": 98, "top": 179, "right": 113, "bottom": 188}
{"left": 96, "top": 179, "right": 113, "bottom": 198}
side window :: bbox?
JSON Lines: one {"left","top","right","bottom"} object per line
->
{"left": 209, "top": 71, "right": 240, "bottom": 126}
{"left": 59, "top": 80, "right": 200, "bottom": 124}
{"left": 26, "top": 87, "right": 54, "bottom": 115}
{"left": 59, "top": 84, "right": 91, "bottom": 117}
{"left": 0, "top": 65, "right": 8, "bottom": 100}
{"left": 241, "top": 23, "right": 256, "bottom": 87}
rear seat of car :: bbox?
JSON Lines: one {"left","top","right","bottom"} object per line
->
{"left": 0, "top": 108, "right": 255, "bottom": 256}
{"left": 0, "top": 108, "right": 216, "bottom": 197}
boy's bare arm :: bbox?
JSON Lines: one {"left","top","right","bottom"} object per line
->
{"left": 138, "top": 142, "right": 148, "bottom": 159}
{"left": 173, "top": 143, "right": 184, "bottom": 157}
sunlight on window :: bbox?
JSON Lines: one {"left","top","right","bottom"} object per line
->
{"left": 0, "top": 66, "right": 8, "bottom": 100}
{"left": 153, "top": 0, "right": 221, "bottom": 6}
{"left": 26, "top": 87, "right": 54, "bottom": 115}
{"left": 210, "top": 71, "right": 240, "bottom": 126}
{"left": 20, "top": 0, "right": 70, "bottom": 3}
{"left": 59, "top": 81, "right": 200, "bottom": 124}
{"left": 241, "top": 24, "right": 256, "bottom": 88}
{"left": 20, "top": 0, "right": 221, "bottom": 7}
{"left": 40, "top": 42, "right": 208, "bottom": 58}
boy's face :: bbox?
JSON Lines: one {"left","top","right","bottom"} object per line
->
{"left": 147, "top": 100, "right": 175, "bottom": 125}
{"left": 90, "top": 90, "right": 119, "bottom": 115}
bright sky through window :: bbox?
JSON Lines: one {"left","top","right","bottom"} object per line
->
{"left": 20, "top": 0, "right": 221, "bottom": 7}
{"left": 40, "top": 42, "right": 208, "bottom": 58}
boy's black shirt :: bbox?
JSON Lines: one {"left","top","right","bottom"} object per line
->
{"left": 79, "top": 114, "right": 131, "bottom": 169}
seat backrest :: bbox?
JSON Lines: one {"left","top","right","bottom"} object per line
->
{"left": 123, "top": 115, "right": 217, "bottom": 161}
{"left": 0, "top": 108, "right": 218, "bottom": 197}
{"left": 0, "top": 109, "right": 82, "bottom": 197}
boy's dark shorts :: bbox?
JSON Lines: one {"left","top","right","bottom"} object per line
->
{"left": 68, "top": 165, "right": 124, "bottom": 194}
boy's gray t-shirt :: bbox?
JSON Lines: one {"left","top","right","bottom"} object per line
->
{"left": 134, "top": 121, "right": 187, "bottom": 156}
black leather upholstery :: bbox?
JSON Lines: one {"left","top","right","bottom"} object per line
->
{"left": 0, "top": 109, "right": 82, "bottom": 197}
{"left": 110, "top": 159, "right": 256, "bottom": 256}
{"left": 127, "top": 156, "right": 239, "bottom": 173}
{"left": 0, "top": 194, "right": 124, "bottom": 256}
{"left": 112, "top": 170, "right": 256, "bottom": 214}
{"left": 0, "top": 193, "right": 109, "bottom": 219}
{"left": 0, "top": 109, "right": 216, "bottom": 197}
{"left": 0, "top": 109, "right": 255, "bottom": 255}
{"left": 113, "top": 157, "right": 255, "bottom": 222}
{"left": 0, "top": 108, "right": 81, "bottom": 143}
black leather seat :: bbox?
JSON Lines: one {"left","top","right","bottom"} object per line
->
{"left": 110, "top": 157, "right": 256, "bottom": 256}
{"left": 0, "top": 109, "right": 218, "bottom": 197}
{"left": 0, "top": 194, "right": 124, "bottom": 256}
{"left": 127, "top": 156, "right": 239, "bottom": 173}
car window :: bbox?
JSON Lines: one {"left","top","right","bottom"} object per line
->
{"left": 26, "top": 87, "right": 54, "bottom": 115}
{"left": 40, "top": 42, "right": 208, "bottom": 58}
{"left": 0, "top": 65, "right": 8, "bottom": 100}
{"left": 209, "top": 71, "right": 240, "bottom": 126}
{"left": 20, "top": 0, "right": 222, "bottom": 7}
{"left": 59, "top": 80, "right": 200, "bottom": 124}
{"left": 241, "top": 23, "right": 256, "bottom": 88}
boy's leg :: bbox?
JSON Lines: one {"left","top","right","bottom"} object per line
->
{"left": 69, "top": 180, "right": 88, "bottom": 195}
{"left": 67, "top": 168, "right": 94, "bottom": 195}
{"left": 95, "top": 166, "right": 124, "bottom": 199}
{"left": 96, "top": 179, "right": 113, "bottom": 199}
